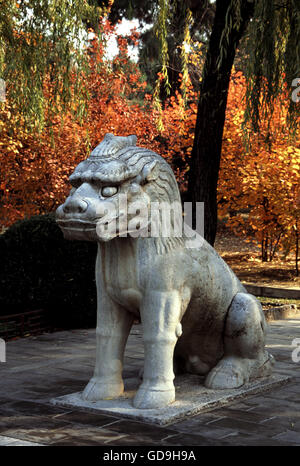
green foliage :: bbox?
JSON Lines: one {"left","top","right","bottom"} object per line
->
{"left": 0, "top": 0, "right": 102, "bottom": 130}
{"left": 0, "top": 214, "right": 97, "bottom": 329}
{"left": 217, "top": 0, "right": 244, "bottom": 69}
{"left": 245, "top": 0, "right": 300, "bottom": 130}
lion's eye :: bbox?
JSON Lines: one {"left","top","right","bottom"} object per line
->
{"left": 101, "top": 186, "right": 118, "bottom": 197}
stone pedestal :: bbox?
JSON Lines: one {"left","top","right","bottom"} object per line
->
{"left": 51, "top": 373, "right": 290, "bottom": 426}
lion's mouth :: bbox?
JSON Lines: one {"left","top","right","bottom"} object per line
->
{"left": 56, "top": 219, "right": 97, "bottom": 231}
{"left": 57, "top": 214, "right": 149, "bottom": 238}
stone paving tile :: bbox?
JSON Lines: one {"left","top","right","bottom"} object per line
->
{"left": 33, "top": 366, "right": 93, "bottom": 377}
{"left": 264, "top": 392, "right": 300, "bottom": 404}
{"left": 170, "top": 424, "right": 236, "bottom": 440}
{"left": 0, "top": 435, "right": 44, "bottom": 446}
{"left": 0, "top": 396, "right": 20, "bottom": 405}
{"left": 0, "top": 400, "right": 70, "bottom": 417}
{"left": 51, "top": 425, "right": 131, "bottom": 445}
{"left": 0, "top": 414, "right": 70, "bottom": 433}
{"left": 245, "top": 400, "right": 300, "bottom": 420}
{"left": 54, "top": 410, "right": 121, "bottom": 427}
{"left": 272, "top": 430, "right": 300, "bottom": 444}
{"left": 260, "top": 417, "right": 300, "bottom": 431}
{"left": 170, "top": 412, "right": 225, "bottom": 428}
{"left": 223, "top": 401, "right": 256, "bottom": 411}
{"left": 159, "top": 432, "right": 228, "bottom": 446}
{"left": 104, "top": 419, "right": 187, "bottom": 442}
{"left": 0, "top": 391, "right": 32, "bottom": 404}
{"left": 259, "top": 386, "right": 300, "bottom": 401}
{"left": 244, "top": 402, "right": 287, "bottom": 415}
{"left": 51, "top": 367, "right": 95, "bottom": 377}
{"left": 106, "top": 431, "right": 218, "bottom": 446}
{"left": 5, "top": 359, "right": 75, "bottom": 374}
{"left": 0, "top": 423, "right": 70, "bottom": 445}
{"left": 247, "top": 408, "right": 300, "bottom": 429}
{"left": 22, "top": 383, "right": 82, "bottom": 396}
{"left": 217, "top": 432, "right": 294, "bottom": 446}
{"left": 1, "top": 316, "right": 300, "bottom": 446}
{"left": 53, "top": 436, "right": 113, "bottom": 446}
{"left": 166, "top": 413, "right": 235, "bottom": 439}
{"left": 276, "top": 383, "right": 300, "bottom": 394}
{"left": 0, "top": 418, "right": 78, "bottom": 445}
{"left": 104, "top": 434, "right": 169, "bottom": 446}
{"left": 210, "top": 406, "right": 293, "bottom": 424}
{"left": 11, "top": 388, "right": 79, "bottom": 403}
{"left": 205, "top": 415, "right": 284, "bottom": 437}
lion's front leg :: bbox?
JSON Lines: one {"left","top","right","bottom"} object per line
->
{"left": 82, "top": 291, "right": 133, "bottom": 402}
{"left": 134, "top": 290, "right": 182, "bottom": 409}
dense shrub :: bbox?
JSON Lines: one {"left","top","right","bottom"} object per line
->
{"left": 0, "top": 214, "right": 97, "bottom": 329}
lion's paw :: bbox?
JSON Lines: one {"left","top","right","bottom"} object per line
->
{"left": 133, "top": 385, "right": 175, "bottom": 409}
{"left": 205, "top": 357, "right": 248, "bottom": 389}
{"left": 81, "top": 377, "right": 124, "bottom": 401}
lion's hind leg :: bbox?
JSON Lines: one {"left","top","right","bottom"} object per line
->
{"left": 205, "top": 292, "right": 274, "bottom": 389}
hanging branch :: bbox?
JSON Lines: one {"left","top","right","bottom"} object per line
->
{"left": 153, "top": 0, "right": 171, "bottom": 130}
{"left": 0, "top": 0, "right": 104, "bottom": 131}
{"left": 244, "top": 0, "right": 300, "bottom": 132}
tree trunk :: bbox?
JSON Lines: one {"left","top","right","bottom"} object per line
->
{"left": 187, "top": 0, "right": 253, "bottom": 245}
{"left": 295, "top": 225, "right": 299, "bottom": 277}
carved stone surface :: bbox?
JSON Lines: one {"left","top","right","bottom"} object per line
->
{"left": 56, "top": 133, "right": 274, "bottom": 409}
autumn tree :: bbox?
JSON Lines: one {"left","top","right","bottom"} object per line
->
{"left": 219, "top": 72, "right": 300, "bottom": 274}
{"left": 0, "top": 20, "right": 161, "bottom": 226}
{"left": 92, "top": 0, "right": 214, "bottom": 98}
{"left": 155, "top": 0, "right": 300, "bottom": 244}
{"left": 1, "top": 0, "right": 299, "bottom": 249}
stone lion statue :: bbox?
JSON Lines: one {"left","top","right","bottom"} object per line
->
{"left": 56, "top": 133, "right": 274, "bottom": 409}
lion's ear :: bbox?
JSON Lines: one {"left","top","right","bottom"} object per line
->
{"left": 141, "top": 161, "right": 159, "bottom": 184}
{"left": 128, "top": 134, "right": 137, "bottom": 146}
{"left": 134, "top": 161, "right": 159, "bottom": 185}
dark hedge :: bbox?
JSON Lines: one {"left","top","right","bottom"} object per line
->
{"left": 0, "top": 214, "right": 97, "bottom": 329}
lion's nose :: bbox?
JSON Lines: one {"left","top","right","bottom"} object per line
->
{"left": 63, "top": 197, "right": 88, "bottom": 214}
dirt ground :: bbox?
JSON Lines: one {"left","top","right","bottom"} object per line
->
{"left": 214, "top": 224, "right": 300, "bottom": 289}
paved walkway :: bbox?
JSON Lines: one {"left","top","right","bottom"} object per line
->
{"left": 0, "top": 315, "right": 300, "bottom": 446}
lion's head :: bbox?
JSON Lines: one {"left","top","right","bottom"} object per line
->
{"left": 56, "top": 133, "right": 182, "bottom": 243}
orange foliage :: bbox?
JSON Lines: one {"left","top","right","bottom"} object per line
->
{"left": 0, "top": 23, "right": 299, "bottom": 271}
{"left": 0, "top": 21, "right": 160, "bottom": 226}
{"left": 159, "top": 80, "right": 198, "bottom": 190}
{"left": 219, "top": 72, "right": 300, "bottom": 263}
{"left": 0, "top": 20, "right": 197, "bottom": 227}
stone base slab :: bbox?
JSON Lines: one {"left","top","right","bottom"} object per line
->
{"left": 51, "top": 373, "right": 291, "bottom": 426}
